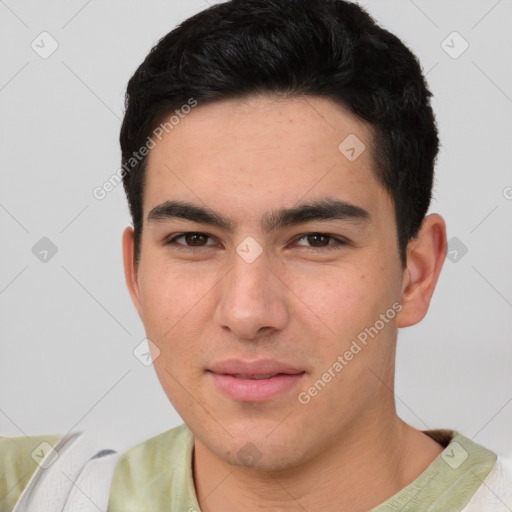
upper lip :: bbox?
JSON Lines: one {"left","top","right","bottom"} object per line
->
{"left": 208, "top": 359, "right": 304, "bottom": 376}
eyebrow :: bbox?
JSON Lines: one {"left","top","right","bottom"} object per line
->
{"left": 147, "top": 198, "right": 370, "bottom": 232}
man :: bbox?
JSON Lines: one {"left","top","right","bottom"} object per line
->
{"left": 2, "top": 0, "right": 511, "bottom": 511}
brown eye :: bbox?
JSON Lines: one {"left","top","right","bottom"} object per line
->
{"left": 184, "top": 233, "right": 208, "bottom": 246}
{"left": 306, "top": 234, "right": 331, "bottom": 247}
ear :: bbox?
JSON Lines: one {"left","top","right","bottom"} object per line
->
{"left": 396, "top": 214, "right": 448, "bottom": 328}
{"left": 122, "top": 226, "right": 143, "bottom": 317}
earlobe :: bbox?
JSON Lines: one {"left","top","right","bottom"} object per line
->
{"left": 396, "top": 214, "right": 448, "bottom": 328}
{"left": 122, "top": 226, "right": 143, "bottom": 316}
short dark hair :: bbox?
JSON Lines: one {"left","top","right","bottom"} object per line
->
{"left": 120, "top": 0, "right": 439, "bottom": 267}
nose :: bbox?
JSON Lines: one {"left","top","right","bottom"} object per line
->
{"left": 214, "top": 246, "right": 289, "bottom": 342}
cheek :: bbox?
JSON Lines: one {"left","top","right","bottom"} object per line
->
{"left": 137, "top": 258, "right": 221, "bottom": 364}
{"left": 139, "top": 255, "right": 200, "bottom": 322}
{"left": 289, "top": 264, "right": 384, "bottom": 341}
{"left": 137, "top": 265, "right": 189, "bottom": 347}
{"left": 138, "top": 266, "right": 208, "bottom": 405}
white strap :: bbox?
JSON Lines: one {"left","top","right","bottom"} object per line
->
{"left": 12, "top": 431, "right": 119, "bottom": 512}
{"left": 461, "top": 456, "right": 512, "bottom": 511}
{"left": 62, "top": 450, "right": 122, "bottom": 512}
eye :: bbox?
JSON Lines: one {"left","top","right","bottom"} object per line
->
{"left": 164, "top": 232, "right": 348, "bottom": 252}
{"left": 293, "top": 233, "right": 347, "bottom": 251}
{"left": 165, "top": 232, "right": 216, "bottom": 249}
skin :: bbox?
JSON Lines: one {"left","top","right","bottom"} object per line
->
{"left": 122, "top": 95, "right": 448, "bottom": 511}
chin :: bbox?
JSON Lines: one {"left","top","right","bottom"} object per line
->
{"left": 223, "top": 442, "right": 305, "bottom": 473}
{"left": 202, "top": 425, "right": 308, "bottom": 473}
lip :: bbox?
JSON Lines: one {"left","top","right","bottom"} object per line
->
{"left": 207, "top": 359, "right": 305, "bottom": 402}
{"left": 209, "top": 359, "right": 303, "bottom": 376}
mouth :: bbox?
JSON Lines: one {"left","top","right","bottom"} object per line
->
{"left": 207, "top": 359, "right": 306, "bottom": 402}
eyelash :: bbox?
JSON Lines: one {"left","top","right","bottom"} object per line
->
{"left": 164, "top": 232, "right": 348, "bottom": 252}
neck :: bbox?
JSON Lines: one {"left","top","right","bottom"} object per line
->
{"left": 193, "top": 404, "right": 444, "bottom": 512}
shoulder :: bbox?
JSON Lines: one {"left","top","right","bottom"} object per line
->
{"left": 0, "top": 433, "right": 63, "bottom": 511}
{"left": 433, "top": 430, "right": 512, "bottom": 511}
{"left": 114, "top": 423, "right": 193, "bottom": 475}
{"left": 112, "top": 425, "right": 194, "bottom": 499}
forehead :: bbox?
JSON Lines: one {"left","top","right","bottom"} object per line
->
{"left": 142, "top": 95, "right": 390, "bottom": 224}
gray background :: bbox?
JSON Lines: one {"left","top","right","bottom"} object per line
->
{"left": 0, "top": 0, "right": 511, "bottom": 456}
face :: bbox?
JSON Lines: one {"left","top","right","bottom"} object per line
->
{"left": 124, "top": 95, "right": 413, "bottom": 470}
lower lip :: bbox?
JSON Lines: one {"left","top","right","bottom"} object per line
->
{"left": 209, "top": 372, "right": 305, "bottom": 402}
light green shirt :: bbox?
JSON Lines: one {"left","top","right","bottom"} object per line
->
{"left": 0, "top": 434, "right": 62, "bottom": 512}
{"left": 106, "top": 425, "right": 496, "bottom": 511}
{"left": 0, "top": 426, "right": 496, "bottom": 511}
